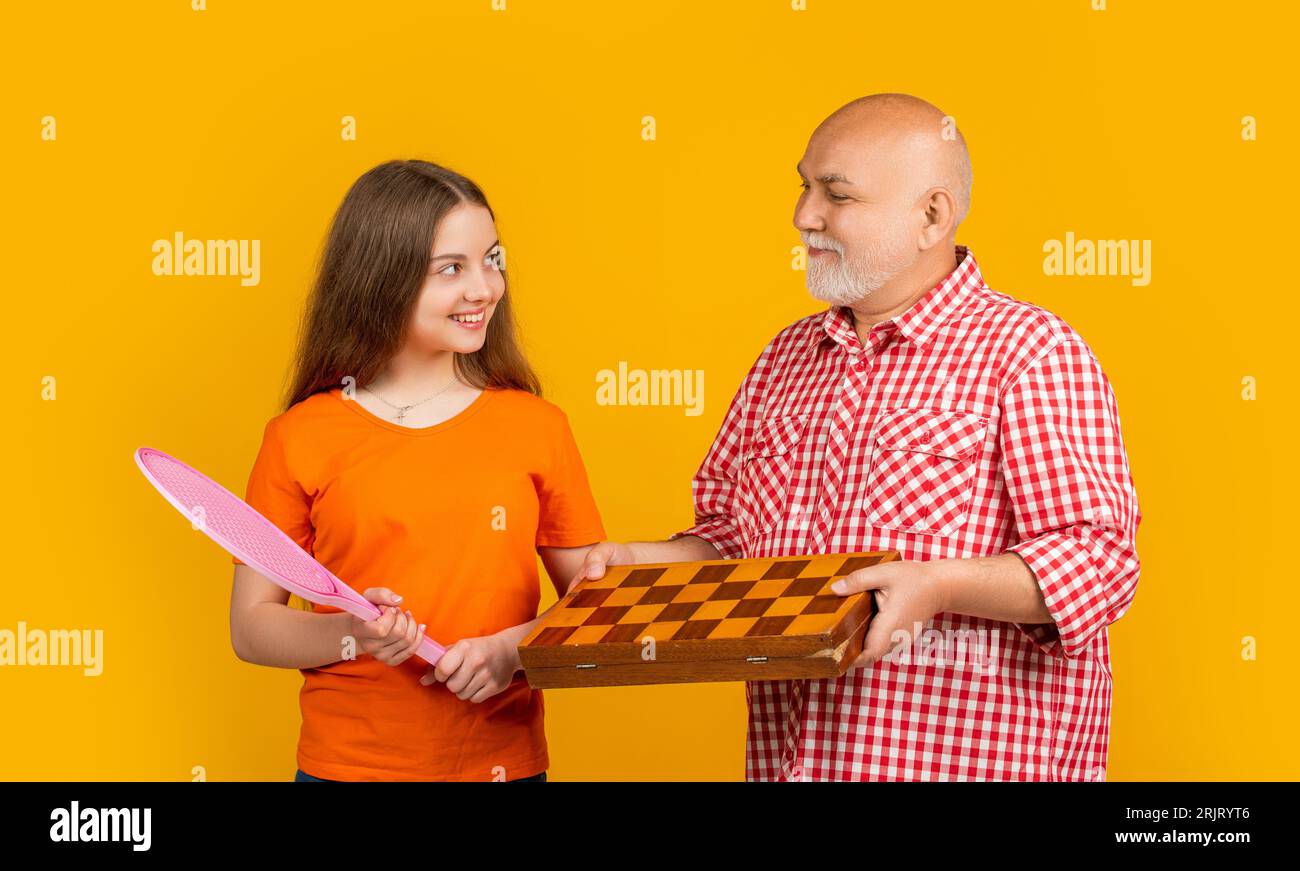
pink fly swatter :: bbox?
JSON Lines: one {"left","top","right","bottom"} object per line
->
{"left": 134, "top": 446, "right": 446, "bottom": 666}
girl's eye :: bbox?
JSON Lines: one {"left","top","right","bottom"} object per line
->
{"left": 485, "top": 249, "right": 504, "bottom": 270}
{"left": 437, "top": 262, "right": 461, "bottom": 276}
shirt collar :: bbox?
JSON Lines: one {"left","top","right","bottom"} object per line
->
{"left": 810, "top": 245, "right": 984, "bottom": 352}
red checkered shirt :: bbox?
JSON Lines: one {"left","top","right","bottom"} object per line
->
{"left": 673, "top": 246, "right": 1141, "bottom": 781}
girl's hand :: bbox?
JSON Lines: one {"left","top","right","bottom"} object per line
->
{"left": 572, "top": 541, "right": 638, "bottom": 585}
{"left": 350, "top": 588, "right": 425, "bottom": 666}
{"left": 419, "top": 631, "right": 521, "bottom": 703}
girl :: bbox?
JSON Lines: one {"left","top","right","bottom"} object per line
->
{"left": 230, "top": 160, "right": 605, "bottom": 782}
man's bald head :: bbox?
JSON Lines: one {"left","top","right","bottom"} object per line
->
{"left": 794, "top": 93, "right": 974, "bottom": 308}
{"left": 813, "top": 93, "right": 972, "bottom": 225}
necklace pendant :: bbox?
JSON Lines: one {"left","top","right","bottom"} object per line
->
{"left": 396, "top": 407, "right": 409, "bottom": 423}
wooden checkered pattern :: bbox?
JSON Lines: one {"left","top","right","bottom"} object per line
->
{"left": 533, "top": 554, "right": 884, "bottom": 647}
{"left": 518, "top": 551, "right": 897, "bottom": 687}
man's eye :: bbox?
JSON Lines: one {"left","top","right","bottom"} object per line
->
{"left": 799, "top": 182, "right": 847, "bottom": 202}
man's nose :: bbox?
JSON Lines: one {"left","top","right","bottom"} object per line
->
{"left": 793, "top": 196, "right": 825, "bottom": 234}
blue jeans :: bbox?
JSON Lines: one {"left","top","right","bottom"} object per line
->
{"left": 294, "top": 768, "right": 546, "bottom": 782}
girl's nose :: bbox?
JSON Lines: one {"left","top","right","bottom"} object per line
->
{"left": 464, "top": 270, "right": 494, "bottom": 301}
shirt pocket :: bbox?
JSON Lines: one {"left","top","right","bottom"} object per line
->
{"left": 735, "top": 414, "right": 808, "bottom": 541}
{"left": 861, "top": 407, "right": 988, "bottom": 537}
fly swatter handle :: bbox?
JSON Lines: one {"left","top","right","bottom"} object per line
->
{"left": 415, "top": 636, "right": 447, "bottom": 667}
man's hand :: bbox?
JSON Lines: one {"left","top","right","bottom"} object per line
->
{"left": 832, "top": 553, "right": 1055, "bottom": 668}
{"left": 831, "top": 560, "right": 948, "bottom": 669}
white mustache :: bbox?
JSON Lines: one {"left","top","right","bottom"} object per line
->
{"left": 802, "top": 233, "right": 843, "bottom": 255}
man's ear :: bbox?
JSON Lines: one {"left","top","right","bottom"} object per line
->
{"left": 917, "top": 187, "right": 958, "bottom": 251}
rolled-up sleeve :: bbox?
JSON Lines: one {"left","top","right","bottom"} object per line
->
{"left": 999, "top": 337, "right": 1141, "bottom": 659}
{"left": 669, "top": 342, "right": 774, "bottom": 560}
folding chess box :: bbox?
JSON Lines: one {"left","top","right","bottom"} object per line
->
{"left": 518, "top": 550, "right": 899, "bottom": 688}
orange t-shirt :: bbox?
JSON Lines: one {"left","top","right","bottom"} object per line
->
{"left": 233, "top": 387, "right": 605, "bottom": 781}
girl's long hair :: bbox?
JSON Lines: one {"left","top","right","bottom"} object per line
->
{"left": 283, "top": 160, "right": 541, "bottom": 412}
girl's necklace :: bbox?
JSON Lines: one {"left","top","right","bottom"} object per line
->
{"left": 362, "top": 377, "right": 459, "bottom": 424}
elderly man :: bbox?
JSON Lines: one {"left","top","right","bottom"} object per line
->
{"left": 577, "top": 93, "right": 1141, "bottom": 781}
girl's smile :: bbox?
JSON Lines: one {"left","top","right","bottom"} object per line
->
{"left": 448, "top": 306, "right": 488, "bottom": 329}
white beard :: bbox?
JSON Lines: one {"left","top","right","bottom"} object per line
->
{"left": 804, "top": 230, "right": 916, "bottom": 307}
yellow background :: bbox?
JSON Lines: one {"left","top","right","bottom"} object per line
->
{"left": 2, "top": 0, "right": 1295, "bottom": 781}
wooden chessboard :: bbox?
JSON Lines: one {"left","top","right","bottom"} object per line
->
{"left": 517, "top": 550, "right": 899, "bottom": 688}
